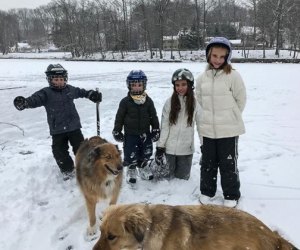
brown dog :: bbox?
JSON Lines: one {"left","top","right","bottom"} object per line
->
{"left": 75, "top": 136, "right": 123, "bottom": 235}
{"left": 93, "top": 203, "right": 298, "bottom": 250}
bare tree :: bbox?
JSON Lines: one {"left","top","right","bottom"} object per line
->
{"left": 153, "top": 0, "right": 170, "bottom": 59}
{"left": 0, "top": 11, "right": 19, "bottom": 54}
{"left": 286, "top": 0, "right": 300, "bottom": 58}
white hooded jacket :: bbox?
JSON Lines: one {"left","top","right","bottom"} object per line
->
{"left": 196, "top": 68, "right": 246, "bottom": 139}
{"left": 157, "top": 95, "right": 201, "bottom": 155}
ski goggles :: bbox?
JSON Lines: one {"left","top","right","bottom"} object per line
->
{"left": 172, "top": 69, "right": 194, "bottom": 82}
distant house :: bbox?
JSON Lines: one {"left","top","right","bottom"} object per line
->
{"left": 204, "top": 37, "right": 242, "bottom": 48}
{"left": 10, "top": 41, "right": 32, "bottom": 53}
{"left": 240, "top": 26, "right": 262, "bottom": 47}
{"left": 230, "top": 39, "right": 242, "bottom": 48}
{"left": 163, "top": 35, "right": 179, "bottom": 50}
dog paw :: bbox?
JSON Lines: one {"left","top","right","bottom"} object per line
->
{"left": 84, "top": 225, "right": 99, "bottom": 242}
{"left": 87, "top": 224, "right": 98, "bottom": 236}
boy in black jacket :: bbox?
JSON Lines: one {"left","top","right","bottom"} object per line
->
{"left": 112, "top": 70, "right": 160, "bottom": 186}
{"left": 13, "top": 64, "right": 102, "bottom": 180}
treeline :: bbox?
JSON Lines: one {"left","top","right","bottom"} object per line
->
{"left": 0, "top": 0, "right": 299, "bottom": 58}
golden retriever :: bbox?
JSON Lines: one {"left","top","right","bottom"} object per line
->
{"left": 93, "top": 203, "right": 297, "bottom": 250}
{"left": 75, "top": 136, "right": 123, "bottom": 235}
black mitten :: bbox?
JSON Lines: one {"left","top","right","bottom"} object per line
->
{"left": 13, "top": 96, "right": 28, "bottom": 111}
{"left": 151, "top": 129, "right": 160, "bottom": 142}
{"left": 112, "top": 131, "right": 124, "bottom": 142}
{"left": 88, "top": 90, "right": 102, "bottom": 103}
{"left": 155, "top": 147, "right": 165, "bottom": 165}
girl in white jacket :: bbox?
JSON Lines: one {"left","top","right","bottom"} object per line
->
{"left": 196, "top": 37, "right": 246, "bottom": 208}
{"left": 155, "top": 68, "right": 201, "bottom": 180}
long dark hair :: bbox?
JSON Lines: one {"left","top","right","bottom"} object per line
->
{"left": 169, "top": 83, "right": 195, "bottom": 126}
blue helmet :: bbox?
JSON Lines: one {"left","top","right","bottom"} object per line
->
{"left": 206, "top": 37, "right": 232, "bottom": 63}
{"left": 126, "top": 70, "right": 147, "bottom": 95}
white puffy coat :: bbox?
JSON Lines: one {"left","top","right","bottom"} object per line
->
{"left": 157, "top": 95, "right": 201, "bottom": 155}
{"left": 196, "top": 68, "right": 246, "bottom": 139}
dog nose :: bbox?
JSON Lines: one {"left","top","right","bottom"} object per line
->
{"left": 117, "top": 165, "right": 123, "bottom": 171}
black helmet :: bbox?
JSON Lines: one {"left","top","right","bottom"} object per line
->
{"left": 45, "top": 64, "right": 68, "bottom": 89}
{"left": 171, "top": 68, "right": 194, "bottom": 87}
{"left": 206, "top": 37, "right": 232, "bottom": 63}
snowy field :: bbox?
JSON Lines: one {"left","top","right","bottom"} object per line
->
{"left": 0, "top": 48, "right": 298, "bottom": 61}
{"left": 0, "top": 59, "right": 299, "bottom": 249}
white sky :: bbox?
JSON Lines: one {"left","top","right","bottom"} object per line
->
{"left": 0, "top": 0, "right": 52, "bottom": 11}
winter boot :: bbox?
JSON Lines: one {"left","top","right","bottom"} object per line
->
{"left": 126, "top": 168, "right": 138, "bottom": 184}
{"left": 139, "top": 166, "right": 154, "bottom": 181}
{"left": 62, "top": 169, "right": 75, "bottom": 181}
{"left": 138, "top": 160, "right": 154, "bottom": 180}
{"left": 199, "top": 194, "right": 213, "bottom": 205}
{"left": 223, "top": 199, "right": 238, "bottom": 208}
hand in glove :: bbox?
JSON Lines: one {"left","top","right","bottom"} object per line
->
{"left": 14, "top": 96, "right": 28, "bottom": 111}
{"left": 88, "top": 90, "right": 102, "bottom": 103}
{"left": 112, "top": 131, "right": 124, "bottom": 142}
{"left": 155, "top": 147, "right": 165, "bottom": 165}
{"left": 151, "top": 129, "right": 160, "bottom": 142}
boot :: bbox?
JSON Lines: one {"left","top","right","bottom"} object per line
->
{"left": 139, "top": 160, "right": 154, "bottom": 181}
{"left": 126, "top": 168, "right": 137, "bottom": 184}
{"left": 138, "top": 161, "right": 154, "bottom": 180}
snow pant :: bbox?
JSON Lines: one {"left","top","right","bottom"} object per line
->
{"left": 166, "top": 154, "right": 193, "bottom": 180}
{"left": 123, "top": 133, "right": 153, "bottom": 170}
{"left": 200, "top": 136, "right": 240, "bottom": 200}
{"left": 51, "top": 129, "right": 84, "bottom": 173}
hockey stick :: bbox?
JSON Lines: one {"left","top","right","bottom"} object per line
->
{"left": 96, "top": 88, "right": 100, "bottom": 136}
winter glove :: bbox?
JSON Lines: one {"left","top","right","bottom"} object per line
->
{"left": 13, "top": 96, "right": 28, "bottom": 111}
{"left": 112, "top": 131, "right": 124, "bottom": 142}
{"left": 151, "top": 129, "right": 160, "bottom": 142}
{"left": 155, "top": 147, "right": 165, "bottom": 165}
{"left": 88, "top": 90, "right": 102, "bottom": 103}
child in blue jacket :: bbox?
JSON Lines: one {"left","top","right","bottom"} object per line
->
{"left": 13, "top": 64, "right": 102, "bottom": 180}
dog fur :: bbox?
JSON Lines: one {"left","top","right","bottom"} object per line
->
{"left": 93, "top": 203, "right": 298, "bottom": 250}
{"left": 75, "top": 136, "right": 123, "bottom": 235}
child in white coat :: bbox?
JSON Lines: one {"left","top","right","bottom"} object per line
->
{"left": 196, "top": 37, "right": 246, "bottom": 208}
{"left": 155, "top": 68, "right": 201, "bottom": 180}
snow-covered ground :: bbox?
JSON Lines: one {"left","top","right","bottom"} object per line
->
{"left": 0, "top": 48, "right": 298, "bottom": 61}
{"left": 0, "top": 59, "right": 299, "bottom": 249}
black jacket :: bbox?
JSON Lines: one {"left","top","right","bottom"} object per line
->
{"left": 113, "top": 93, "right": 159, "bottom": 135}
{"left": 25, "top": 85, "right": 89, "bottom": 135}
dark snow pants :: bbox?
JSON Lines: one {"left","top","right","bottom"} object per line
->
{"left": 200, "top": 136, "right": 240, "bottom": 200}
{"left": 123, "top": 133, "right": 153, "bottom": 169}
{"left": 51, "top": 129, "right": 84, "bottom": 173}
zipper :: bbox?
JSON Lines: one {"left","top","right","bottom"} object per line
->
{"left": 212, "top": 70, "right": 217, "bottom": 138}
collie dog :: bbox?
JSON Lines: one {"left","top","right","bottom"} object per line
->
{"left": 76, "top": 136, "right": 123, "bottom": 235}
{"left": 93, "top": 203, "right": 297, "bottom": 250}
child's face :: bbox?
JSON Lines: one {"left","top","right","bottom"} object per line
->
{"left": 51, "top": 76, "right": 66, "bottom": 88}
{"left": 209, "top": 47, "right": 228, "bottom": 68}
{"left": 130, "top": 81, "right": 144, "bottom": 93}
{"left": 175, "top": 80, "right": 188, "bottom": 96}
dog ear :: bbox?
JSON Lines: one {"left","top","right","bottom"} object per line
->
{"left": 88, "top": 147, "right": 101, "bottom": 162}
{"left": 124, "top": 213, "right": 151, "bottom": 243}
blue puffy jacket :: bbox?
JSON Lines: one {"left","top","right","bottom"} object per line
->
{"left": 25, "top": 85, "right": 89, "bottom": 135}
